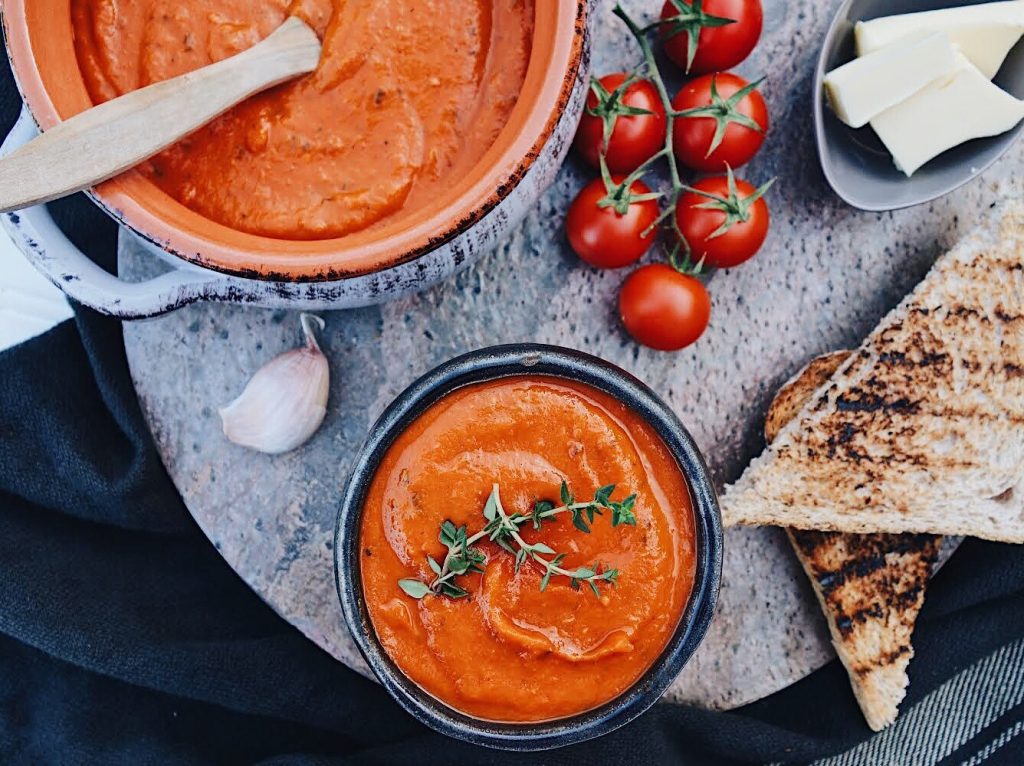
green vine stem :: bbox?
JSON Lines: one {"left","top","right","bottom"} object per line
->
{"left": 601, "top": 4, "right": 773, "bottom": 275}
{"left": 611, "top": 3, "right": 695, "bottom": 269}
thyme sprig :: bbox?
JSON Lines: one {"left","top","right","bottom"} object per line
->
{"left": 397, "top": 481, "right": 637, "bottom": 601}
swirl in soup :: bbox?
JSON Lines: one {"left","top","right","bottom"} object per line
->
{"left": 359, "top": 376, "right": 696, "bottom": 722}
{"left": 70, "top": 0, "right": 533, "bottom": 240}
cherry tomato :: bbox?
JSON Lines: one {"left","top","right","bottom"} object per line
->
{"left": 676, "top": 174, "right": 770, "bottom": 269}
{"left": 574, "top": 74, "right": 668, "bottom": 173}
{"left": 619, "top": 264, "right": 711, "bottom": 351}
{"left": 659, "top": 0, "right": 763, "bottom": 75}
{"left": 672, "top": 73, "right": 768, "bottom": 172}
{"left": 565, "top": 177, "right": 659, "bottom": 269}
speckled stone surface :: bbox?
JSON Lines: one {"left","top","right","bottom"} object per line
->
{"left": 122, "top": 0, "right": 1022, "bottom": 709}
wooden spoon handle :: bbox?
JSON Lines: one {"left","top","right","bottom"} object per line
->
{"left": 0, "top": 17, "right": 321, "bottom": 214}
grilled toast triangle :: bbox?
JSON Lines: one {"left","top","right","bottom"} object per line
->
{"left": 723, "top": 200, "right": 1024, "bottom": 539}
{"left": 768, "top": 351, "right": 940, "bottom": 731}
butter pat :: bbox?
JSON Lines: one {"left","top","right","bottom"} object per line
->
{"left": 870, "top": 54, "right": 1024, "bottom": 175}
{"left": 855, "top": 1, "right": 1024, "bottom": 79}
{"left": 824, "top": 32, "right": 957, "bottom": 128}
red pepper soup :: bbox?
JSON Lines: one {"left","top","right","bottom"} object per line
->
{"left": 359, "top": 376, "right": 696, "bottom": 722}
{"left": 70, "top": 0, "right": 534, "bottom": 240}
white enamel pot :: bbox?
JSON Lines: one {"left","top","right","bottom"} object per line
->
{"left": 0, "top": 1, "right": 591, "bottom": 319}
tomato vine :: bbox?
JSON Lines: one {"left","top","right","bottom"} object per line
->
{"left": 567, "top": 1, "right": 774, "bottom": 351}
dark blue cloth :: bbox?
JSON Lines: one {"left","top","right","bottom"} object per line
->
{"left": 2, "top": 45, "right": 1024, "bottom": 766}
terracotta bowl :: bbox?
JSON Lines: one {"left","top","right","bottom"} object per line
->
{"left": 0, "top": 1, "right": 590, "bottom": 317}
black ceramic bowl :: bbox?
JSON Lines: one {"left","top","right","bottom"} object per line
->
{"left": 334, "top": 345, "right": 723, "bottom": 751}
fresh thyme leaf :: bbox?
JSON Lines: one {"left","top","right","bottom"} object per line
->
{"left": 570, "top": 507, "right": 591, "bottom": 534}
{"left": 531, "top": 542, "right": 556, "bottom": 556}
{"left": 398, "top": 579, "right": 430, "bottom": 599}
{"left": 427, "top": 556, "right": 442, "bottom": 576}
{"left": 588, "top": 580, "right": 601, "bottom": 597}
{"left": 439, "top": 582, "right": 469, "bottom": 599}
{"left": 560, "top": 480, "right": 574, "bottom": 506}
{"left": 485, "top": 519, "right": 503, "bottom": 540}
{"left": 594, "top": 484, "right": 615, "bottom": 505}
{"left": 540, "top": 567, "right": 553, "bottom": 592}
{"left": 439, "top": 520, "right": 459, "bottom": 549}
{"left": 611, "top": 494, "right": 638, "bottom": 527}
{"left": 514, "top": 548, "right": 527, "bottom": 573}
{"left": 531, "top": 499, "right": 555, "bottom": 530}
{"left": 467, "top": 547, "right": 487, "bottom": 574}
{"left": 483, "top": 488, "right": 499, "bottom": 522}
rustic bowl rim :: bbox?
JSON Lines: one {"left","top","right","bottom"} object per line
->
{"left": 0, "top": 1, "right": 587, "bottom": 282}
{"left": 334, "top": 344, "right": 723, "bottom": 751}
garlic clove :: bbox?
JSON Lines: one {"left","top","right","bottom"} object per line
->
{"left": 219, "top": 313, "right": 329, "bottom": 455}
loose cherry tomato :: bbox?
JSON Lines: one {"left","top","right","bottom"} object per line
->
{"left": 659, "top": 0, "right": 763, "bottom": 75}
{"left": 574, "top": 74, "right": 668, "bottom": 173}
{"left": 565, "top": 176, "right": 659, "bottom": 269}
{"left": 672, "top": 73, "right": 768, "bottom": 172}
{"left": 619, "top": 264, "right": 711, "bottom": 351}
{"left": 676, "top": 172, "right": 771, "bottom": 269}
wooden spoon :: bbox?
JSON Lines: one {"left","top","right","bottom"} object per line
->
{"left": 0, "top": 17, "right": 321, "bottom": 213}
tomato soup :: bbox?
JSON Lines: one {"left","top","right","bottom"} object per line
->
{"left": 359, "top": 376, "right": 696, "bottom": 722}
{"left": 70, "top": 1, "right": 534, "bottom": 240}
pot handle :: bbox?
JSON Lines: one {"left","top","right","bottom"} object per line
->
{"left": 1, "top": 106, "right": 232, "bottom": 319}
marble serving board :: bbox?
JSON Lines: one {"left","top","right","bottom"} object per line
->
{"left": 122, "top": 0, "right": 1023, "bottom": 710}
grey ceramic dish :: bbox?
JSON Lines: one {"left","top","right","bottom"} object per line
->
{"left": 334, "top": 345, "right": 723, "bottom": 751}
{"left": 814, "top": 0, "right": 1024, "bottom": 211}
